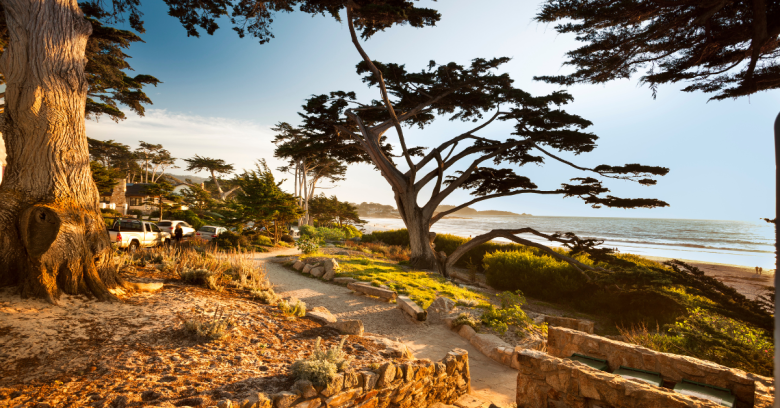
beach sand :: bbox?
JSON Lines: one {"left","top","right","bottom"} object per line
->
{"left": 644, "top": 256, "right": 774, "bottom": 300}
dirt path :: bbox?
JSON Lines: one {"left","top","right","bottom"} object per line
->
{"left": 255, "top": 249, "right": 518, "bottom": 407}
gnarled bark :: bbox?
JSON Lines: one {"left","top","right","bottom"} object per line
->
{"left": 0, "top": 0, "right": 121, "bottom": 303}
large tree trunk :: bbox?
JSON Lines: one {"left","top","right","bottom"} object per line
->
{"left": 395, "top": 192, "right": 438, "bottom": 270}
{"left": 0, "top": 0, "right": 121, "bottom": 303}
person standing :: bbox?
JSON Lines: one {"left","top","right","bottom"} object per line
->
{"left": 174, "top": 224, "right": 184, "bottom": 245}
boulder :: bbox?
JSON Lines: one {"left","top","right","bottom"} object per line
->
{"left": 365, "top": 336, "right": 413, "bottom": 359}
{"left": 293, "top": 261, "right": 304, "bottom": 271}
{"left": 429, "top": 297, "right": 455, "bottom": 314}
{"left": 544, "top": 315, "right": 595, "bottom": 334}
{"left": 396, "top": 296, "right": 427, "bottom": 321}
{"left": 324, "top": 258, "right": 339, "bottom": 274}
{"left": 328, "top": 320, "right": 364, "bottom": 336}
{"left": 322, "top": 269, "right": 336, "bottom": 281}
{"left": 310, "top": 267, "right": 325, "bottom": 278}
{"left": 302, "top": 264, "right": 314, "bottom": 274}
{"left": 307, "top": 307, "right": 337, "bottom": 325}
{"left": 347, "top": 282, "right": 397, "bottom": 300}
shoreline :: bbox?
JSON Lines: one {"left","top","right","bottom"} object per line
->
{"left": 359, "top": 220, "right": 775, "bottom": 300}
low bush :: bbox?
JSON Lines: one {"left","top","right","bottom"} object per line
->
{"left": 281, "top": 234, "right": 295, "bottom": 243}
{"left": 291, "top": 337, "right": 351, "bottom": 387}
{"left": 252, "top": 288, "right": 279, "bottom": 305}
{"left": 480, "top": 291, "right": 531, "bottom": 335}
{"left": 342, "top": 225, "right": 362, "bottom": 239}
{"left": 178, "top": 306, "right": 234, "bottom": 340}
{"left": 296, "top": 236, "right": 320, "bottom": 254}
{"left": 483, "top": 250, "right": 589, "bottom": 299}
{"left": 299, "top": 225, "right": 317, "bottom": 238}
{"left": 620, "top": 308, "right": 774, "bottom": 376}
{"left": 278, "top": 298, "right": 307, "bottom": 317}
{"left": 452, "top": 312, "right": 480, "bottom": 330}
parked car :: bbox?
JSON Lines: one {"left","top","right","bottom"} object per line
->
{"left": 195, "top": 225, "right": 228, "bottom": 241}
{"left": 157, "top": 220, "right": 196, "bottom": 237}
{"left": 108, "top": 219, "right": 171, "bottom": 251}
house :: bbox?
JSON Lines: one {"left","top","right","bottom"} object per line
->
{"left": 101, "top": 178, "right": 187, "bottom": 216}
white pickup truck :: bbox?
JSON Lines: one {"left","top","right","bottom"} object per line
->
{"left": 108, "top": 219, "right": 171, "bottom": 251}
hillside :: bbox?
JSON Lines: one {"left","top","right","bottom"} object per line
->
{"left": 435, "top": 205, "right": 531, "bottom": 217}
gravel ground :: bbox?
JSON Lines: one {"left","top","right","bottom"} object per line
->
{"left": 255, "top": 249, "right": 519, "bottom": 407}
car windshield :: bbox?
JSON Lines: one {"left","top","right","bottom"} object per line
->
{"left": 200, "top": 227, "right": 216, "bottom": 233}
{"left": 180, "top": 222, "right": 191, "bottom": 227}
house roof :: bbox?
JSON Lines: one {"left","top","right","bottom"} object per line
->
{"left": 125, "top": 183, "right": 152, "bottom": 196}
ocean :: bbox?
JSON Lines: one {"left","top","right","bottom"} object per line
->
{"left": 362, "top": 216, "right": 777, "bottom": 269}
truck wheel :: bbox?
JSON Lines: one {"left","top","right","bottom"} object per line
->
{"left": 128, "top": 241, "right": 140, "bottom": 252}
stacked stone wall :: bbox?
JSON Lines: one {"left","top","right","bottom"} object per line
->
{"left": 546, "top": 326, "right": 771, "bottom": 407}
{"left": 251, "top": 349, "right": 470, "bottom": 408}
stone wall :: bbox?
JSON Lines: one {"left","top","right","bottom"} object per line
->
{"left": 241, "top": 349, "right": 471, "bottom": 408}
{"left": 515, "top": 349, "right": 730, "bottom": 408}
{"left": 544, "top": 326, "right": 772, "bottom": 408}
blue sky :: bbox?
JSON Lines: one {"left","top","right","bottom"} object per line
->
{"left": 85, "top": 0, "right": 779, "bottom": 222}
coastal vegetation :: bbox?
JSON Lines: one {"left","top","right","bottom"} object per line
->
{"left": 355, "top": 229, "right": 774, "bottom": 375}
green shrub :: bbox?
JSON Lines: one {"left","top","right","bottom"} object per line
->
{"left": 317, "top": 227, "right": 347, "bottom": 242}
{"left": 179, "top": 306, "right": 233, "bottom": 340}
{"left": 278, "top": 298, "right": 307, "bottom": 317}
{"left": 342, "top": 225, "right": 362, "bottom": 239}
{"left": 252, "top": 288, "right": 279, "bottom": 305}
{"left": 296, "top": 236, "right": 320, "bottom": 254}
{"left": 360, "top": 229, "right": 536, "bottom": 268}
{"left": 300, "top": 225, "right": 317, "bottom": 238}
{"left": 621, "top": 308, "right": 774, "bottom": 376}
{"left": 483, "top": 250, "right": 589, "bottom": 298}
{"left": 480, "top": 291, "right": 530, "bottom": 335}
{"left": 290, "top": 337, "right": 351, "bottom": 386}
{"left": 453, "top": 312, "right": 480, "bottom": 330}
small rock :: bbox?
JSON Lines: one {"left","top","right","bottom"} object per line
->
{"left": 293, "top": 261, "right": 305, "bottom": 271}
{"left": 310, "top": 267, "right": 325, "bottom": 278}
{"left": 157, "top": 375, "right": 177, "bottom": 383}
{"left": 302, "top": 264, "right": 314, "bottom": 274}
{"left": 308, "top": 307, "right": 337, "bottom": 325}
{"left": 322, "top": 269, "right": 335, "bottom": 281}
{"left": 328, "top": 320, "right": 364, "bottom": 336}
{"left": 216, "top": 400, "right": 233, "bottom": 408}
{"left": 292, "top": 380, "right": 317, "bottom": 399}
{"left": 273, "top": 391, "right": 300, "bottom": 408}
{"left": 429, "top": 297, "right": 455, "bottom": 314}
{"left": 324, "top": 259, "right": 339, "bottom": 274}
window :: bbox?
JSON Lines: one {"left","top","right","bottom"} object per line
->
{"left": 200, "top": 227, "right": 216, "bottom": 233}
{"left": 180, "top": 222, "right": 192, "bottom": 228}
{"left": 149, "top": 224, "right": 160, "bottom": 232}
{"left": 158, "top": 221, "right": 171, "bottom": 227}
{"left": 117, "top": 220, "right": 143, "bottom": 232}
{"left": 100, "top": 196, "right": 111, "bottom": 203}
{"left": 128, "top": 197, "right": 144, "bottom": 206}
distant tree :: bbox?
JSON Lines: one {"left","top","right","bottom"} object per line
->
{"left": 144, "top": 181, "right": 179, "bottom": 223}
{"left": 0, "top": 0, "right": 439, "bottom": 302}
{"left": 232, "top": 161, "right": 303, "bottom": 245}
{"left": 297, "top": 4, "right": 669, "bottom": 275}
{"left": 184, "top": 155, "right": 240, "bottom": 200}
{"left": 534, "top": 0, "right": 780, "bottom": 100}
{"left": 135, "top": 141, "right": 176, "bottom": 183}
{"left": 180, "top": 184, "right": 218, "bottom": 213}
{"left": 273, "top": 123, "right": 351, "bottom": 225}
{"left": 87, "top": 138, "right": 143, "bottom": 181}
{"left": 309, "top": 194, "right": 363, "bottom": 227}
{"left": 90, "top": 161, "right": 123, "bottom": 196}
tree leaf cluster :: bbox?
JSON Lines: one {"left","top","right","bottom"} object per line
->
{"left": 535, "top": 0, "right": 780, "bottom": 100}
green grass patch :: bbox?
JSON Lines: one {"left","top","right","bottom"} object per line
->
{"left": 329, "top": 255, "right": 487, "bottom": 309}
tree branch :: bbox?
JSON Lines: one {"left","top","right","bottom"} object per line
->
{"left": 346, "top": 3, "right": 416, "bottom": 179}
{"left": 444, "top": 228, "right": 602, "bottom": 281}
{"left": 430, "top": 190, "right": 563, "bottom": 225}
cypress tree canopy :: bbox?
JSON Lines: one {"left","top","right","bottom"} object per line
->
{"left": 535, "top": 0, "right": 780, "bottom": 100}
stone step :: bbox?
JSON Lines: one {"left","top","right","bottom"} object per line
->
{"left": 347, "top": 282, "right": 397, "bottom": 300}
{"left": 396, "top": 295, "right": 427, "bottom": 321}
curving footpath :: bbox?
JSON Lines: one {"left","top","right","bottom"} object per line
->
{"left": 254, "top": 249, "right": 517, "bottom": 407}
